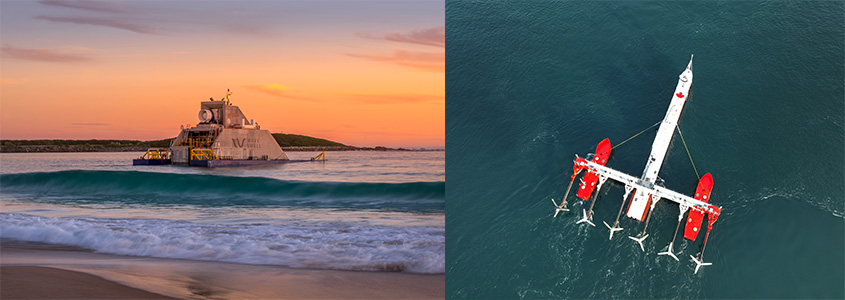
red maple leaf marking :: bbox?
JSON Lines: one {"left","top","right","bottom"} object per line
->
{"left": 676, "top": 92, "right": 685, "bottom": 98}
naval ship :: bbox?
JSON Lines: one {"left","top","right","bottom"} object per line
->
{"left": 134, "top": 90, "right": 321, "bottom": 167}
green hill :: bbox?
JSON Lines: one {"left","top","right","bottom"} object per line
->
{"left": 0, "top": 134, "right": 346, "bottom": 152}
{"left": 0, "top": 138, "right": 173, "bottom": 147}
{"left": 271, "top": 133, "right": 346, "bottom": 147}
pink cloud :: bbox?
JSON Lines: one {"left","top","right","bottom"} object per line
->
{"left": 359, "top": 26, "right": 445, "bottom": 48}
{"left": 345, "top": 50, "right": 444, "bottom": 72}
{"left": 36, "top": 16, "right": 162, "bottom": 35}
{"left": 1, "top": 45, "right": 93, "bottom": 63}
{"left": 38, "top": 0, "right": 128, "bottom": 13}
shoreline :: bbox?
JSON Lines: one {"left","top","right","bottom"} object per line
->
{"left": 0, "top": 146, "right": 443, "bottom": 153}
{"left": 0, "top": 241, "right": 445, "bottom": 299}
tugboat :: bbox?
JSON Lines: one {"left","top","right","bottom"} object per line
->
{"left": 134, "top": 90, "right": 296, "bottom": 167}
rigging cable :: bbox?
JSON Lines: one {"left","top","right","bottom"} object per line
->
{"left": 611, "top": 121, "right": 661, "bottom": 150}
{"left": 676, "top": 125, "right": 700, "bottom": 180}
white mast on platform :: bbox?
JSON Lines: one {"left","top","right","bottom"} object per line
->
{"left": 624, "top": 55, "right": 694, "bottom": 250}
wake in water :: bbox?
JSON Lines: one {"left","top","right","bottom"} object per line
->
{"left": 0, "top": 170, "right": 445, "bottom": 213}
{"left": 0, "top": 213, "right": 445, "bottom": 274}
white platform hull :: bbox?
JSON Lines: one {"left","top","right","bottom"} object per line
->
{"left": 626, "top": 56, "right": 694, "bottom": 221}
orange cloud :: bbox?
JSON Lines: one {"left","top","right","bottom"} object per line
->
{"left": 339, "top": 93, "right": 443, "bottom": 104}
{"left": 71, "top": 123, "right": 110, "bottom": 126}
{"left": 3, "top": 4, "right": 444, "bottom": 147}
{"left": 358, "top": 26, "right": 445, "bottom": 47}
{"left": 244, "top": 84, "right": 318, "bottom": 100}
{"left": 1, "top": 45, "right": 93, "bottom": 63}
{"left": 346, "top": 50, "right": 444, "bottom": 72}
{"left": 245, "top": 85, "right": 442, "bottom": 104}
{"left": 0, "top": 79, "right": 24, "bottom": 85}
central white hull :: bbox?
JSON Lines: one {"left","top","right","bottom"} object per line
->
{"left": 626, "top": 56, "right": 694, "bottom": 221}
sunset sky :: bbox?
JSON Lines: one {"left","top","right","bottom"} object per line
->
{"left": 0, "top": 0, "right": 444, "bottom": 148}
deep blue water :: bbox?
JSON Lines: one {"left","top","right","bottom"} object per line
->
{"left": 446, "top": 1, "right": 843, "bottom": 298}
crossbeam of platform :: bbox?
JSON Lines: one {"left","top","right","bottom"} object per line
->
{"left": 575, "top": 157, "right": 720, "bottom": 215}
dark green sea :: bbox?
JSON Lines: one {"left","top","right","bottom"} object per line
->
{"left": 446, "top": 1, "right": 844, "bottom": 299}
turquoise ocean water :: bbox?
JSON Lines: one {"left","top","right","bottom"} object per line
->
{"left": 446, "top": 1, "right": 843, "bottom": 298}
{"left": 1, "top": 151, "right": 445, "bottom": 273}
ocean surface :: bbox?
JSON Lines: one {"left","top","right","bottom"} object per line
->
{"left": 446, "top": 1, "right": 843, "bottom": 299}
{"left": 0, "top": 151, "right": 445, "bottom": 274}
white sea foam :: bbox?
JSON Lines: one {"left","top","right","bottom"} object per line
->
{"left": 0, "top": 213, "right": 445, "bottom": 274}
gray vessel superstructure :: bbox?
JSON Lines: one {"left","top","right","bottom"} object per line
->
{"left": 135, "top": 90, "right": 294, "bottom": 167}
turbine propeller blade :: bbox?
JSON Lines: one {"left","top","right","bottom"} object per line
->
{"left": 657, "top": 243, "right": 679, "bottom": 261}
{"left": 575, "top": 209, "right": 595, "bottom": 226}
{"left": 691, "top": 255, "right": 712, "bottom": 274}
{"left": 603, "top": 221, "right": 623, "bottom": 240}
{"left": 628, "top": 234, "right": 648, "bottom": 252}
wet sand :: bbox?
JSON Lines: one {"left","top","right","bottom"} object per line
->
{"left": 0, "top": 241, "right": 445, "bottom": 299}
{"left": 1, "top": 266, "right": 177, "bottom": 299}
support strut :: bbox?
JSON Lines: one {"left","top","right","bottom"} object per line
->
{"left": 658, "top": 204, "right": 689, "bottom": 261}
{"left": 629, "top": 196, "right": 660, "bottom": 252}
{"left": 603, "top": 185, "right": 633, "bottom": 240}
{"left": 692, "top": 223, "right": 714, "bottom": 273}
{"left": 577, "top": 175, "right": 607, "bottom": 226}
{"left": 553, "top": 168, "right": 583, "bottom": 217}
{"left": 692, "top": 206, "right": 719, "bottom": 273}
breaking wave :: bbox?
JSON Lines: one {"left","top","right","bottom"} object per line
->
{"left": 0, "top": 170, "right": 444, "bottom": 212}
{"left": 0, "top": 213, "right": 444, "bottom": 273}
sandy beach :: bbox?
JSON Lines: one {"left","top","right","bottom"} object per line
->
{"left": 1, "top": 266, "right": 177, "bottom": 299}
{"left": 0, "top": 241, "right": 445, "bottom": 299}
